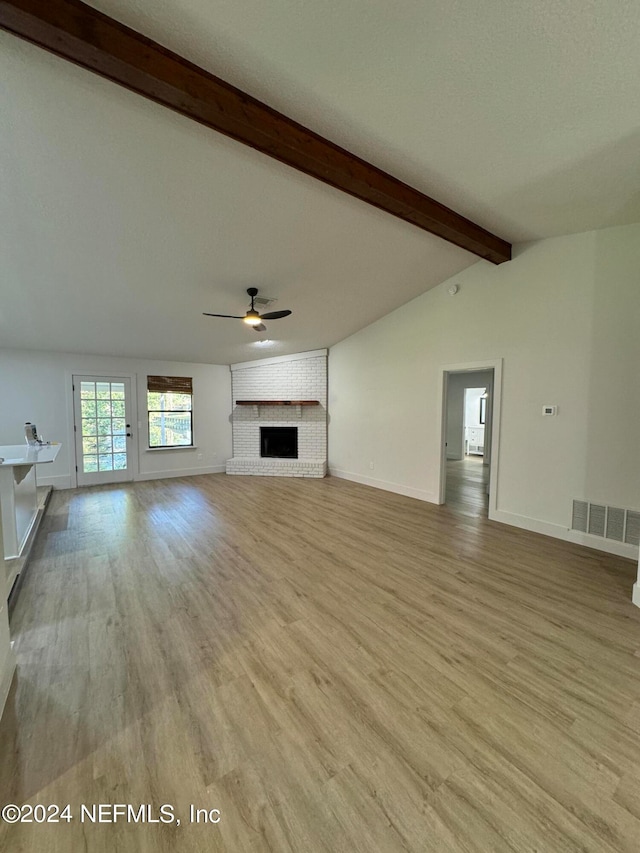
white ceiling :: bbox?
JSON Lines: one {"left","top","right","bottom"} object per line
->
{"left": 2, "top": 0, "right": 639, "bottom": 364}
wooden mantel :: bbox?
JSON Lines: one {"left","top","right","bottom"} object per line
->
{"left": 236, "top": 400, "right": 319, "bottom": 406}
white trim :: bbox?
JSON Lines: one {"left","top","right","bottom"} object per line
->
{"left": 64, "top": 371, "right": 76, "bottom": 488}
{"left": 145, "top": 445, "right": 198, "bottom": 452}
{"left": 0, "top": 646, "right": 15, "bottom": 722}
{"left": 632, "top": 583, "right": 640, "bottom": 609}
{"left": 5, "top": 561, "right": 19, "bottom": 597}
{"left": 492, "top": 508, "right": 639, "bottom": 559}
{"left": 145, "top": 378, "right": 196, "bottom": 452}
{"left": 32, "top": 473, "right": 72, "bottom": 490}
{"left": 134, "top": 464, "right": 226, "bottom": 482}
{"left": 437, "top": 358, "right": 503, "bottom": 520}
{"left": 230, "top": 349, "right": 327, "bottom": 371}
{"left": 330, "top": 468, "right": 438, "bottom": 503}
{"left": 17, "top": 510, "right": 38, "bottom": 561}
{"left": 69, "top": 372, "right": 139, "bottom": 488}
{"left": 43, "top": 466, "right": 227, "bottom": 487}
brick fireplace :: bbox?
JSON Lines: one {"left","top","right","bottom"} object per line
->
{"left": 226, "top": 350, "right": 327, "bottom": 478}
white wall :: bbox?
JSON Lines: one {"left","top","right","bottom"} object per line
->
{"left": 328, "top": 222, "right": 640, "bottom": 556}
{"left": 445, "top": 374, "right": 465, "bottom": 461}
{"left": 445, "top": 371, "right": 492, "bottom": 460}
{"left": 0, "top": 349, "right": 232, "bottom": 488}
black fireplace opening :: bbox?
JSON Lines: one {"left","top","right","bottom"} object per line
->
{"left": 260, "top": 426, "right": 298, "bottom": 459}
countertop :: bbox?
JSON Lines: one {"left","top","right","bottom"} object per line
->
{"left": 0, "top": 444, "right": 61, "bottom": 467}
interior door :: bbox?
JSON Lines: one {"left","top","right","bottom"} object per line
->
{"left": 73, "top": 376, "right": 134, "bottom": 486}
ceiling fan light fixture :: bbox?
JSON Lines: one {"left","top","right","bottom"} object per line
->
{"left": 243, "top": 311, "right": 261, "bottom": 326}
{"left": 203, "top": 288, "right": 292, "bottom": 329}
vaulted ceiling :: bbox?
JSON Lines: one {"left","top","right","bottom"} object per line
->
{"left": 2, "top": 0, "right": 639, "bottom": 364}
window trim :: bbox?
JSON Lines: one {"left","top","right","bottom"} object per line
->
{"left": 146, "top": 445, "right": 198, "bottom": 452}
{"left": 146, "top": 376, "right": 194, "bottom": 449}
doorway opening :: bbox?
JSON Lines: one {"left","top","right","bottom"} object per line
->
{"left": 438, "top": 360, "right": 502, "bottom": 519}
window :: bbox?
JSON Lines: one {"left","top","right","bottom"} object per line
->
{"left": 479, "top": 395, "right": 487, "bottom": 425}
{"left": 147, "top": 375, "right": 193, "bottom": 447}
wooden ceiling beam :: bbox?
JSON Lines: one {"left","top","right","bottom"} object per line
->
{"left": 0, "top": 0, "right": 512, "bottom": 264}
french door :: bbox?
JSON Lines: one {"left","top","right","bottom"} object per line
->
{"left": 73, "top": 375, "right": 135, "bottom": 486}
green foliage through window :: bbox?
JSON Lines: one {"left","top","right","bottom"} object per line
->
{"left": 147, "top": 388, "right": 193, "bottom": 448}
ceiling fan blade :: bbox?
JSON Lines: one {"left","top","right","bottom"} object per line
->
{"left": 260, "top": 310, "right": 292, "bottom": 320}
{"left": 202, "top": 312, "right": 246, "bottom": 319}
{"left": 253, "top": 323, "right": 267, "bottom": 332}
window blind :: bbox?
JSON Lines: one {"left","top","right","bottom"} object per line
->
{"left": 147, "top": 375, "right": 193, "bottom": 394}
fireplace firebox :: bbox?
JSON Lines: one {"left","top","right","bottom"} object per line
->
{"left": 260, "top": 427, "right": 298, "bottom": 459}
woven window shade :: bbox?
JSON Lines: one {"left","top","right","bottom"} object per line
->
{"left": 147, "top": 375, "right": 193, "bottom": 394}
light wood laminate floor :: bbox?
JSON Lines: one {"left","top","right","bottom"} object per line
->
{"left": 445, "top": 456, "right": 489, "bottom": 517}
{"left": 1, "top": 474, "right": 640, "bottom": 852}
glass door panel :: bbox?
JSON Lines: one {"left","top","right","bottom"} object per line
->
{"left": 74, "top": 376, "right": 134, "bottom": 485}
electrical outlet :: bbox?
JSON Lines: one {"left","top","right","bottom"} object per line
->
{"left": 197, "top": 453, "right": 203, "bottom": 460}
{"left": 369, "top": 461, "right": 375, "bottom": 470}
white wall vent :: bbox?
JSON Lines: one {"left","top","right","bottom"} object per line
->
{"left": 253, "top": 296, "right": 276, "bottom": 309}
{"left": 606, "top": 508, "right": 626, "bottom": 542}
{"left": 588, "top": 504, "right": 606, "bottom": 537}
{"left": 625, "top": 511, "right": 640, "bottom": 546}
{"left": 572, "top": 500, "right": 640, "bottom": 545}
{"left": 571, "top": 500, "right": 588, "bottom": 533}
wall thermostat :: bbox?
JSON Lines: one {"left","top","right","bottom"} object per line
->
{"left": 542, "top": 405, "right": 557, "bottom": 416}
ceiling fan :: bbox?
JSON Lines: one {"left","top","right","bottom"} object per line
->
{"left": 203, "top": 287, "right": 292, "bottom": 332}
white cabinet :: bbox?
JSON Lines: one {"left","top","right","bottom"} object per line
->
{"left": 0, "top": 444, "right": 61, "bottom": 721}
{"left": 465, "top": 426, "right": 485, "bottom": 455}
{"left": 0, "top": 515, "right": 15, "bottom": 721}
{"left": 0, "top": 444, "right": 60, "bottom": 560}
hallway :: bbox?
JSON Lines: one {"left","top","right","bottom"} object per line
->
{"left": 445, "top": 455, "right": 489, "bottom": 517}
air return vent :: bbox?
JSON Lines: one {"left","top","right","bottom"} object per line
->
{"left": 572, "top": 500, "right": 640, "bottom": 545}
{"left": 625, "top": 511, "right": 640, "bottom": 546}
{"left": 253, "top": 296, "right": 276, "bottom": 309}
{"left": 606, "top": 508, "right": 626, "bottom": 542}
{"left": 571, "top": 501, "right": 588, "bottom": 533}
{"left": 588, "top": 504, "right": 606, "bottom": 537}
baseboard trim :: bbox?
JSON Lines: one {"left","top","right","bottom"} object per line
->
{"left": 326, "top": 477, "right": 638, "bottom": 561}
{"left": 49, "top": 466, "right": 227, "bottom": 489}
{"left": 329, "top": 468, "right": 437, "bottom": 503}
{"left": 566, "top": 529, "right": 638, "bottom": 559}
{"left": 36, "top": 473, "right": 72, "bottom": 490}
{"left": 491, "top": 509, "right": 639, "bottom": 559}
{"left": 135, "top": 465, "right": 226, "bottom": 482}
{"left": 0, "top": 648, "right": 16, "bottom": 722}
